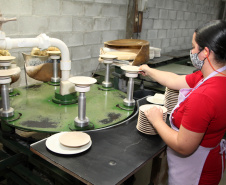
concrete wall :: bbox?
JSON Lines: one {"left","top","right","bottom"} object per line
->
{"left": 139, "top": 0, "right": 221, "bottom": 53}
{"left": 0, "top": 0, "right": 129, "bottom": 87}
{"left": 0, "top": 0, "right": 222, "bottom": 87}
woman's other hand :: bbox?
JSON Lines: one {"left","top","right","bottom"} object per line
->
{"left": 144, "top": 106, "right": 163, "bottom": 128}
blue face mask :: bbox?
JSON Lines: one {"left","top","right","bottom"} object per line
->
{"left": 190, "top": 50, "right": 205, "bottom": 70}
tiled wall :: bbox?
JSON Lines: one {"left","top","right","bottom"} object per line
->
{"left": 139, "top": 0, "right": 221, "bottom": 53}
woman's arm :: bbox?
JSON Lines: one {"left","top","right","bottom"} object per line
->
{"left": 144, "top": 107, "right": 204, "bottom": 156}
{"left": 139, "top": 64, "right": 190, "bottom": 90}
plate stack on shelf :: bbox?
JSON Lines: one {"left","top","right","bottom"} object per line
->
{"left": 164, "top": 87, "right": 179, "bottom": 114}
{"left": 136, "top": 104, "right": 167, "bottom": 135}
{"left": 45, "top": 131, "right": 92, "bottom": 155}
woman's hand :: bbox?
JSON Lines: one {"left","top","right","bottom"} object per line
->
{"left": 139, "top": 64, "right": 150, "bottom": 76}
{"left": 144, "top": 106, "right": 163, "bottom": 128}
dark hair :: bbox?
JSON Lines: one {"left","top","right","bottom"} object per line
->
{"left": 195, "top": 20, "right": 226, "bottom": 64}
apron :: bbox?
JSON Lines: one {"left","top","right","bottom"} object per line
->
{"left": 167, "top": 66, "right": 226, "bottom": 185}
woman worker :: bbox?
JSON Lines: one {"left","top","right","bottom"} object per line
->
{"left": 139, "top": 20, "right": 226, "bottom": 185}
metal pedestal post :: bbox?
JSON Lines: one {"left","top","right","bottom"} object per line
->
{"left": 0, "top": 62, "right": 13, "bottom": 93}
{"left": 102, "top": 60, "right": 113, "bottom": 88}
{"left": 0, "top": 77, "right": 14, "bottom": 117}
{"left": 74, "top": 86, "right": 90, "bottom": 128}
{"left": 50, "top": 55, "right": 60, "bottom": 83}
{"left": 123, "top": 72, "right": 138, "bottom": 107}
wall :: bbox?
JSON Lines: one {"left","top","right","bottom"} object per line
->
{"left": 0, "top": 0, "right": 222, "bottom": 87}
{"left": 139, "top": 0, "right": 221, "bottom": 53}
{"left": 0, "top": 0, "right": 129, "bottom": 87}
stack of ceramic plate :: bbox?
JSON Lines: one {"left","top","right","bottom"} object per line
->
{"left": 136, "top": 104, "right": 167, "bottom": 135}
{"left": 164, "top": 87, "right": 179, "bottom": 114}
{"left": 45, "top": 131, "right": 92, "bottom": 155}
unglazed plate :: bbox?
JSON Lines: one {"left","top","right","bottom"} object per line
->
{"left": 0, "top": 56, "right": 16, "bottom": 62}
{"left": 59, "top": 131, "right": 91, "bottom": 148}
{"left": 0, "top": 67, "right": 21, "bottom": 77}
{"left": 139, "top": 104, "right": 167, "bottom": 113}
{"left": 45, "top": 132, "right": 92, "bottom": 155}
{"left": 146, "top": 96, "right": 164, "bottom": 105}
{"left": 47, "top": 51, "right": 61, "bottom": 55}
{"left": 68, "top": 76, "right": 97, "bottom": 86}
{"left": 121, "top": 65, "right": 141, "bottom": 72}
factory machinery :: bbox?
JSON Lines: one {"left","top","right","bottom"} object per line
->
{"left": 0, "top": 16, "right": 195, "bottom": 184}
{"left": 0, "top": 16, "right": 149, "bottom": 185}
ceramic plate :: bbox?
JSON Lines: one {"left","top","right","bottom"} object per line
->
{"left": 99, "top": 54, "right": 117, "bottom": 59}
{"left": 166, "top": 89, "right": 179, "bottom": 93}
{"left": 68, "top": 76, "right": 97, "bottom": 86}
{"left": 139, "top": 104, "right": 167, "bottom": 113}
{"left": 47, "top": 51, "right": 61, "bottom": 55}
{"left": 136, "top": 125, "right": 157, "bottom": 135}
{"left": 0, "top": 68, "right": 21, "bottom": 77}
{"left": 46, "top": 132, "right": 92, "bottom": 155}
{"left": 0, "top": 56, "right": 16, "bottom": 62}
{"left": 146, "top": 96, "right": 164, "bottom": 105}
{"left": 59, "top": 131, "right": 91, "bottom": 148}
{"left": 165, "top": 94, "right": 178, "bottom": 98}
{"left": 121, "top": 65, "right": 141, "bottom": 72}
{"left": 138, "top": 124, "right": 155, "bottom": 131}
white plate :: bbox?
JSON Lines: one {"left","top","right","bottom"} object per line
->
{"left": 0, "top": 67, "right": 21, "bottom": 77}
{"left": 47, "top": 50, "right": 61, "bottom": 55}
{"left": 140, "top": 104, "right": 167, "bottom": 113}
{"left": 46, "top": 132, "right": 92, "bottom": 155}
{"left": 68, "top": 76, "right": 97, "bottom": 86}
{"left": 99, "top": 54, "right": 117, "bottom": 59}
{"left": 146, "top": 96, "right": 164, "bottom": 105}
{"left": 0, "top": 56, "right": 16, "bottom": 62}
{"left": 121, "top": 65, "right": 141, "bottom": 72}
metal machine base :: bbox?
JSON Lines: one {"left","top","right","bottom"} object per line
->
{"left": 98, "top": 86, "right": 114, "bottom": 91}
{"left": 0, "top": 107, "right": 14, "bottom": 117}
{"left": 123, "top": 98, "right": 135, "bottom": 107}
{"left": 74, "top": 116, "right": 89, "bottom": 127}
{"left": 47, "top": 81, "right": 60, "bottom": 86}
{"left": 52, "top": 89, "right": 77, "bottom": 105}
{"left": 116, "top": 103, "right": 135, "bottom": 111}
{"left": 51, "top": 77, "right": 60, "bottom": 83}
{"left": 102, "top": 81, "right": 112, "bottom": 88}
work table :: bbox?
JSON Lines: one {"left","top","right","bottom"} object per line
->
{"left": 30, "top": 97, "right": 166, "bottom": 185}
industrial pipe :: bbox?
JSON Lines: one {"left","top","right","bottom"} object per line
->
{"left": 0, "top": 33, "right": 71, "bottom": 81}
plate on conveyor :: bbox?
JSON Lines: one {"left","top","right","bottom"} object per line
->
{"left": 121, "top": 65, "right": 141, "bottom": 73}
{"left": 68, "top": 76, "right": 97, "bottom": 86}
{"left": 146, "top": 96, "right": 164, "bottom": 105}
{"left": 59, "top": 131, "right": 91, "bottom": 148}
{"left": 47, "top": 50, "right": 61, "bottom": 55}
{"left": 0, "top": 56, "right": 16, "bottom": 62}
{"left": 0, "top": 67, "right": 21, "bottom": 77}
{"left": 46, "top": 132, "right": 92, "bottom": 155}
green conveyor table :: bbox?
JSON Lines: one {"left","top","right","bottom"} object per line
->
{"left": 1, "top": 83, "right": 134, "bottom": 133}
